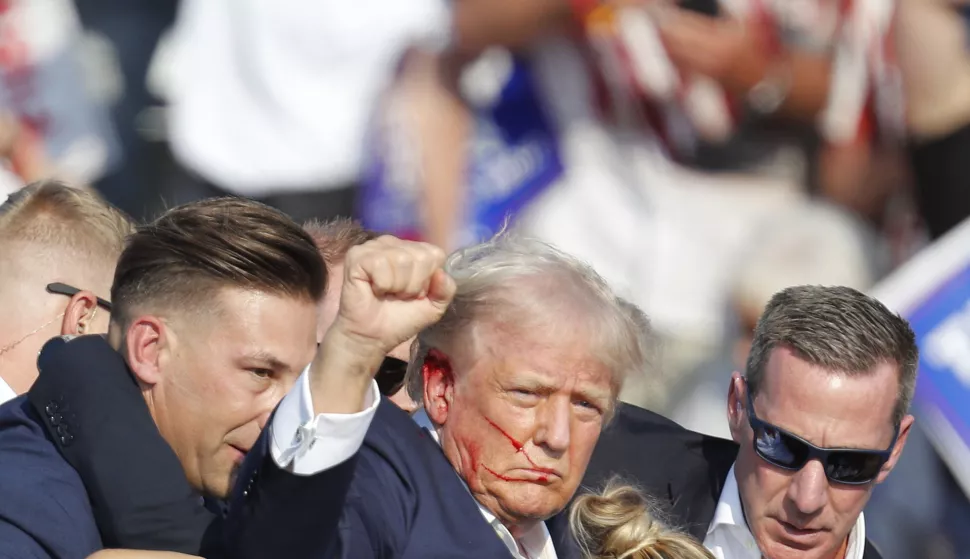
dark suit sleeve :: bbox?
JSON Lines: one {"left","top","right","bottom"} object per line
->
{"left": 28, "top": 336, "right": 216, "bottom": 553}
{"left": 0, "top": 520, "right": 55, "bottom": 559}
{"left": 225, "top": 428, "right": 414, "bottom": 559}
{"left": 0, "top": 398, "right": 104, "bottom": 559}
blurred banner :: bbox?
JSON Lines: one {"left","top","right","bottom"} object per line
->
{"left": 0, "top": 0, "right": 120, "bottom": 185}
{"left": 872, "top": 217, "right": 970, "bottom": 498}
{"left": 359, "top": 51, "right": 561, "bottom": 247}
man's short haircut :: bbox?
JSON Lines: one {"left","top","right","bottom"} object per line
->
{"left": 745, "top": 285, "right": 918, "bottom": 426}
{"left": 0, "top": 180, "right": 134, "bottom": 258}
{"left": 302, "top": 218, "right": 379, "bottom": 266}
{"left": 406, "top": 232, "right": 656, "bottom": 417}
{"left": 0, "top": 180, "right": 134, "bottom": 292}
{"left": 111, "top": 197, "right": 326, "bottom": 329}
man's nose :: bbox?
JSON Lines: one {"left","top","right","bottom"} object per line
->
{"left": 533, "top": 397, "right": 571, "bottom": 455}
{"left": 785, "top": 459, "right": 829, "bottom": 516}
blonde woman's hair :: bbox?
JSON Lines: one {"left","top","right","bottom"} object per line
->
{"left": 569, "top": 480, "right": 715, "bottom": 559}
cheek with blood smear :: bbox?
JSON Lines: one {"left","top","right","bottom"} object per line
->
{"left": 480, "top": 415, "right": 552, "bottom": 483}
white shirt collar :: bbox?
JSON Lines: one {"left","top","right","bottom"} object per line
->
{"left": 704, "top": 463, "right": 866, "bottom": 559}
{"left": 0, "top": 376, "right": 16, "bottom": 406}
{"left": 412, "top": 409, "right": 557, "bottom": 559}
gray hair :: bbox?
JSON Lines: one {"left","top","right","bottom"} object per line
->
{"left": 745, "top": 285, "right": 918, "bottom": 426}
{"left": 405, "top": 232, "right": 655, "bottom": 415}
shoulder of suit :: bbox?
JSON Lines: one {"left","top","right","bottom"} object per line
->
{"left": 0, "top": 399, "right": 101, "bottom": 554}
{"left": 0, "top": 398, "right": 91, "bottom": 503}
{"left": 610, "top": 402, "right": 739, "bottom": 451}
{"left": 365, "top": 400, "right": 443, "bottom": 469}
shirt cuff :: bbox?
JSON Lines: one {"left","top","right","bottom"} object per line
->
{"left": 269, "top": 365, "right": 381, "bottom": 476}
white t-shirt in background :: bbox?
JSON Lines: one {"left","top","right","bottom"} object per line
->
{"left": 167, "top": 0, "right": 450, "bottom": 197}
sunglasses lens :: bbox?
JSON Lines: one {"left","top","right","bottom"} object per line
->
{"left": 376, "top": 358, "right": 408, "bottom": 396}
{"left": 754, "top": 424, "right": 809, "bottom": 469}
{"left": 824, "top": 452, "right": 885, "bottom": 484}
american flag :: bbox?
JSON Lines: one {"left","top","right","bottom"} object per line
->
{"left": 573, "top": 0, "right": 903, "bottom": 159}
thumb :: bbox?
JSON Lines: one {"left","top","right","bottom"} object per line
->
{"left": 427, "top": 269, "right": 456, "bottom": 309}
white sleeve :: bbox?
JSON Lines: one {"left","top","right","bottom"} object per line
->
{"left": 269, "top": 365, "right": 381, "bottom": 476}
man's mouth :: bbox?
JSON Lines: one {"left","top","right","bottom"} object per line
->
{"left": 228, "top": 444, "right": 250, "bottom": 460}
{"left": 482, "top": 465, "right": 561, "bottom": 483}
{"left": 776, "top": 519, "right": 825, "bottom": 547}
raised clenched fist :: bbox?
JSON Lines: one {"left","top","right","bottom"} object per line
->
{"left": 309, "top": 236, "right": 456, "bottom": 415}
{"left": 335, "top": 235, "right": 456, "bottom": 356}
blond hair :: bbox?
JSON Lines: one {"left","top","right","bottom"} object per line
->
{"left": 569, "top": 481, "right": 714, "bottom": 559}
{"left": 0, "top": 181, "right": 134, "bottom": 294}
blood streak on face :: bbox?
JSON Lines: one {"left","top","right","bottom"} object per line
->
{"left": 482, "top": 415, "right": 555, "bottom": 483}
{"left": 482, "top": 465, "right": 538, "bottom": 482}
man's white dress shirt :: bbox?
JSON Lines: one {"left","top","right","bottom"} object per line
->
{"left": 703, "top": 464, "right": 866, "bottom": 559}
{"left": 269, "top": 367, "right": 556, "bottom": 559}
{"left": 0, "top": 376, "right": 16, "bottom": 406}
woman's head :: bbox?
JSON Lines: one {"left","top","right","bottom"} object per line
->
{"left": 569, "top": 480, "right": 714, "bottom": 559}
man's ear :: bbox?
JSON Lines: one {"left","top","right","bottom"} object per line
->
{"left": 727, "top": 372, "right": 746, "bottom": 443}
{"left": 876, "top": 414, "right": 914, "bottom": 484}
{"left": 423, "top": 348, "right": 455, "bottom": 425}
{"left": 125, "top": 316, "right": 169, "bottom": 387}
{"left": 60, "top": 291, "right": 100, "bottom": 336}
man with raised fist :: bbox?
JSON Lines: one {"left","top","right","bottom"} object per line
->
{"left": 225, "top": 233, "right": 655, "bottom": 559}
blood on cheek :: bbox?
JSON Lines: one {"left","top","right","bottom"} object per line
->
{"left": 477, "top": 415, "right": 554, "bottom": 483}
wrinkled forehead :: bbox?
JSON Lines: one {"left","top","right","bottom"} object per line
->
{"left": 464, "top": 327, "right": 617, "bottom": 405}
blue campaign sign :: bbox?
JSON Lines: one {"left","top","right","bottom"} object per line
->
{"left": 359, "top": 51, "right": 562, "bottom": 247}
{"left": 872, "top": 217, "right": 970, "bottom": 496}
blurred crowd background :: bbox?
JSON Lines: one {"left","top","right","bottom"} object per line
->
{"left": 2, "top": 0, "right": 970, "bottom": 556}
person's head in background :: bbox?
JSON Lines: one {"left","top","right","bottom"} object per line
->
{"left": 570, "top": 479, "right": 714, "bottom": 559}
{"left": 109, "top": 197, "right": 326, "bottom": 498}
{"left": 303, "top": 217, "right": 417, "bottom": 412}
{"left": 0, "top": 181, "right": 134, "bottom": 397}
{"left": 727, "top": 285, "right": 917, "bottom": 559}
{"left": 727, "top": 202, "right": 879, "bottom": 370}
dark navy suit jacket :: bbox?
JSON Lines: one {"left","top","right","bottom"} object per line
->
{"left": 0, "top": 396, "right": 102, "bottom": 558}
{"left": 0, "top": 335, "right": 218, "bottom": 558}
{"left": 227, "top": 399, "right": 533, "bottom": 559}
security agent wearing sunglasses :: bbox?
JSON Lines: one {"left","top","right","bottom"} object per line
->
{"left": 708, "top": 285, "right": 917, "bottom": 559}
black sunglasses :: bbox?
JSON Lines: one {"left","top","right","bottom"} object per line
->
{"left": 376, "top": 356, "right": 408, "bottom": 396}
{"left": 745, "top": 387, "right": 898, "bottom": 485}
{"left": 46, "top": 283, "right": 113, "bottom": 311}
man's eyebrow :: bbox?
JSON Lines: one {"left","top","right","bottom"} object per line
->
{"left": 239, "top": 351, "right": 289, "bottom": 371}
{"left": 574, "top": 385, "right": 612, "bottom": 406}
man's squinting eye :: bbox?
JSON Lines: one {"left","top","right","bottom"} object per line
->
{"left": 574, "top": 399, "right": 603, "bottom": 414}
{"left": 249, "top": 368, "right": 274, "bottom": 378}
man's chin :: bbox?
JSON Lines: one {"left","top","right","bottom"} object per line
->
{"left": 499, "top": 493, "right": 567, "bottom": 524}
{"left": 757, "top": 526, "right": 835, "bottom": 559}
